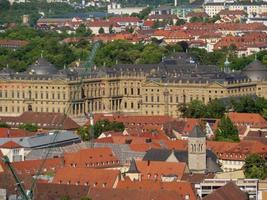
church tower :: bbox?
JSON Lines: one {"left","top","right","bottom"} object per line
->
{"left": 188, "top": 125, "right": 206, "bottom": 173}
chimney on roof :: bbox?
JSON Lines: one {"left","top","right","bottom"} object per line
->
{"left": 147, "top": 160, "right": 150, "bottom": 166}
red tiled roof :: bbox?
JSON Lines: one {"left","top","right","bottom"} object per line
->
{"left": 0, "top": 141, "right": 22, "bottom": 149}
{"left": 129, "top": 143, "right": 161, "bottom": 152}
{"left": 89, "top": 188, "right": 182, "bottom": 200}
{"left": 63, "top": 147, "right": 120, "bottom": 168}
{"left": 214, "top": 32, "right": 267, "bottom": 50}
{"left": 109, "top": 16, "right": 141, "bottom": 23}
{"left": 186, "top": 11, "right": 209, "bottom": 18}
{"left": 203, "top": 181, "right": 248, "bottom": 200}
{"left": 134, "top": 160, "right": 186, "bottom": 180}
{"left": 0, "top": 112, "right": 80, "bottom": 130}
{"left": 166, "top": 30, "right": 192, "bottom": 40}
{"left": 117, "top": 179, "right": 197, "bottom": 200}
{"left": 0, "top": 39, "right": 29, "bottom": 47}
{"left": 218, "top": 9, "right": 246, "bottom": 16}
{"left": 12, "top": 158, "right": 63, "bottom": 175}
{"left": 153, "top": 29, "right": 172, "bottom": 37}
{"left": 93, "top": 114, "right": 173, "bottom": 126}
{"left": 207, "top": 140, "right": 267, "bottom": 161}
{"left": 0, "top": 128, "right": 35, "bottom": 138}
{"left": 228, "top": 112, "right": 266, "bottom": 126}
{"left": 143, "top": 20, "right": 155, "bottom": 27}
{"left": 164, "top": 139, "right": 188, "bottom": 151}
{"left": 34, "top": 182, "right": 90, "bottom": 200}
{"left": 53, "top": 167, "right": 120, "bottom": 187}
{"left": 87, "top": 20, "right": 119, "bottom": 27}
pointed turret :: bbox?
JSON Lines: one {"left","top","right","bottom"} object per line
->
{"left": 127, "top": 158, "right": 140, "bottom": 173}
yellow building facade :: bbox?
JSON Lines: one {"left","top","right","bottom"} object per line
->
{"left": 0, "top": 53, "right": 265, "bottom": 118}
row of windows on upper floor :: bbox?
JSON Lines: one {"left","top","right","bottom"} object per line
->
{"left": 0, "top": 91, "right": 66, "bottom": 100}
{"left": 0, "top": 85, "right": 66, "bottom": 90}
{"left": 0, "top": 105, "right": 65, "bottom": 113}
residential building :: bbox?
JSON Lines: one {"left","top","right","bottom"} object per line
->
{"left": 0, "top": 39, "right": 29, "bottom": 50}
{"left": 52, "top": 167, "right": 120, "bottom": 188}
{"left": 143, "top": 126, "right": 222, "bottom": 174}
{"left": 0, "top": 141, "right": 24, "bottom": 162}
{"left": 204, "top": 2, "right": 267, "bottom": 17}
{"left": 107, "top": 3, "right": 146, "bottom": 15}
{"left": 207, "top": 140, "right": 267, "bottom": 172}
{"left": 125, "top": 159, "right": 187, "bottom": 181}
{"left": 117, "top": 179, "right": 197, "bottom": 200}
{"left": 86, "top": 20, "right": 121, "bottom": 35}
{"left": 63, "top": 147, "right": 120, "bottom": 168}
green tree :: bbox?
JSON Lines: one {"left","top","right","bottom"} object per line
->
{"left": 109, "top": 25, "right": 115, "bottom": 34}
{"left": 0, "top": 0, "right": 10, "bottom": 11}
{"left": 77, "top": 126, "right": 90, "bottom": 141}
{"left": 80, "top": 198, "right": 92, "bottom": 200}
{"left": 134, "top": 7, "right": 151, "bottom": 19}
{"left": 179, "top": 100, "right": 206, "bottom": 118}
{"left": 152, "top": 20, "right": 160, "bottom": 29}
{"left": 98, "top": 27, "right": 104, "bottom": 34}
{"left": 76, "top": 24, "right": 92, "bottom": 37}
{"left": 175, "top": 19, "right": 185, "bottom": 26}
{"left": 215, "top": 116, "right": 239, "bottom": 142}
{"left": 60, "top": 196, "right": 71, "bottom": 200}
{"left": 189, "top": 17, "right": 203, "bottom": 23}
{"left": 206, "top": 99, "right": 226, "bottom": 118}
{"left": 77, "top": 120, "right": 125, "bottom": 141}
{"left": 243, "top": 154, "right": 267, "bottom": 179}
{"left": 19, "top": 123, "right": 38, "bottom": 132}
{"left": 93, "top": 120, "right": 125, "bottom": 138}
{"left": 0, "top": 122, "right": 10, "bottom": 128}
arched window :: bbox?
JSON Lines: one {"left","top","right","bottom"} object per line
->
{"left": 28, "top": 104, "right": 32, "bottom": 111}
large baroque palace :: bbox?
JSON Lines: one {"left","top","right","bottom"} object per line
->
{"left": 0, "top": 52, "right": 266, "bottom": 118}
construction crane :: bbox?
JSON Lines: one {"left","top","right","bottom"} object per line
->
{"left": 83, "top": 42, "right": 100, "bottom": 144}
{"left": 1, "top": 41, "right": 101, "bottom": 200}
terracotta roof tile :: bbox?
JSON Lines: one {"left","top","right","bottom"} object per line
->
{"left": 228, "top": 112, "right": 266, "bottom": 125}
{"left": 63, "top": 147, "right": 120, "bottom": 168}
{"left": 218, "top": 9, "right": 246, "bottom": 16}
{"left": 34, "top": 182, "right": 89, "bottom": 200}
{"left": 0, "top": 39, "right": 29, "bottom": 47}
{"left": 0, "top": 112, "right": 80, "bottom": 130}
{"left": 117, "top": 179, "right": 196, "bottom": 200}
{"left": 0, "top": 141, "right": 23, "bottom": 149}
{"left": 12, "top": 158, "right": 63, "bottom": 175}
{"left": 203, "top": 181, "right": 248, "bottom": 200}
{"left": 134, "top": 160, "right": 186, "bottom": 180}
{"left": 129, "top": 143, "right": 161, "bottom": 152}
{"left": 164, "top": 139, "right": 188, "bottom": 151}
{"left": 53, "top": 167, "right": 120, "bottom": 187}
{"left": 90, "top": 187, "right": 182, "bottom": 200}
{"left": 207, "top": 140, "right": 267, "bottom": 161}
{"left": 0, "top": 128, "right": 34, "bottom": 138}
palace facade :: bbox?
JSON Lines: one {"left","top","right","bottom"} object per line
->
{"left": 0, "top": 53, "right": 266, "bottom": 118}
